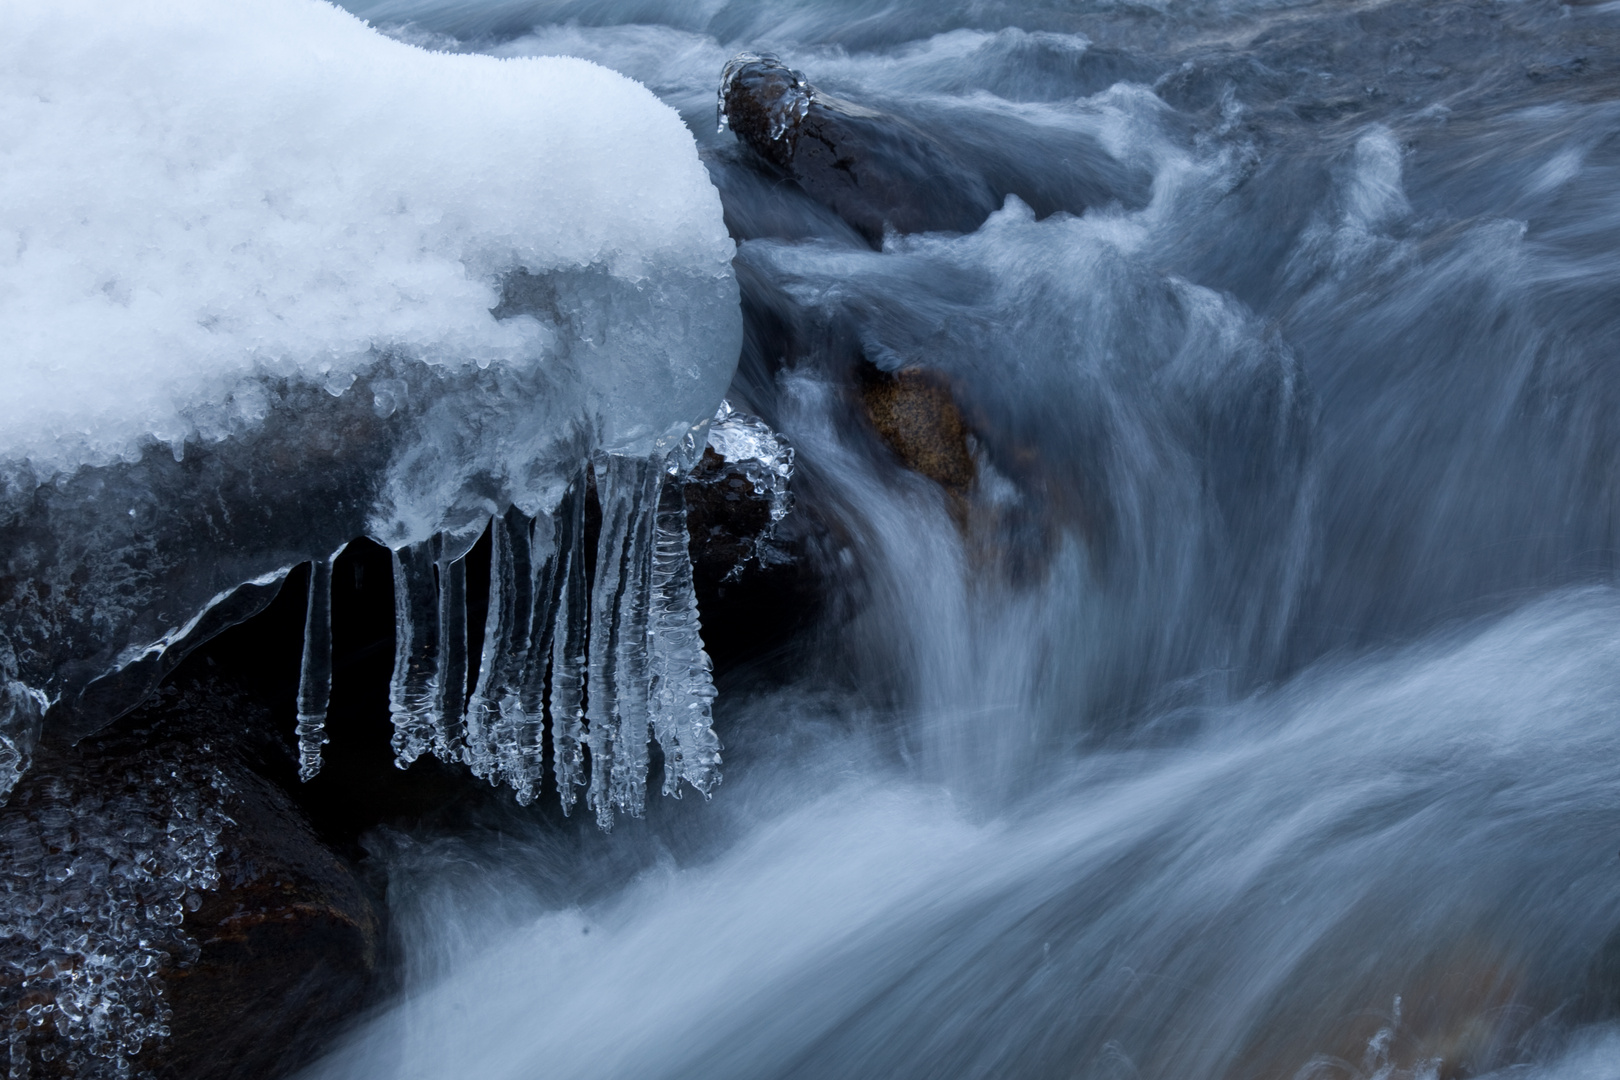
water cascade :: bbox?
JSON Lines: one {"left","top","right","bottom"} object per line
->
{"left": 12, "top": 0, "right": 1620, "bottom": 1077}
{"left": 308, "top": 0, "right": 1620, "bottom": 1077}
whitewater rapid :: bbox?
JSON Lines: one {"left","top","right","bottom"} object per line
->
{"left": 307, "top": 591, "right": 1620, "bottom": 1080}
{"left": 290, "top": 0, "right": 1620, "bottom": 1076}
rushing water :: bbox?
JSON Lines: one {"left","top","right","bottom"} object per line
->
{"left": 309, "top": 1, "right": 1620, "bottom": 1077}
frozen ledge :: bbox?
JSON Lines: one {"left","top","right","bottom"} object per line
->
{"left": 0, "top": 0, "right": 742, "bottom": 817}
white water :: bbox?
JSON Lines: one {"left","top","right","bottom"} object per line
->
{"left": 296, "top": 0, "right": 1620, "bottom": 1075}
{"left": 313, "top": 588, "right": 1620, "bottom": 1080}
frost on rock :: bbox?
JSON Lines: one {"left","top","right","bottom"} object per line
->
{"left": 704, "top": 402, "right": 796, "bottom": 529}
{"left": 0, "top": 725, "right": 229, "bottom": 1080}
{"left": 0, "top": 0, "right": 742, "bottom": 802}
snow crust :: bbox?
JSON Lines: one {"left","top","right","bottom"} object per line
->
{"left": 0, "top": 0, "right": 737, "bottom": 477}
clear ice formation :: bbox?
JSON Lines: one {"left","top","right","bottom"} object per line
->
{"left": 387, "top": 444, "right": 730, "bottom": 827}
{"left": 372, "top": 399, "right": 792, "bottom": 822}
{"left": 296, "top": 555, "right": 336, "bottom": 782}
{"left": 0, "top": 729, "right": 228, "bottom": 1080}
{"left": 0, "top": 0, "right": 742, "bottom": 801}
{"left": 705, "top": 401, "right": 796, "bottom": 530}
{"left": 648, "top": 479, "right": 723, "bottom": 797}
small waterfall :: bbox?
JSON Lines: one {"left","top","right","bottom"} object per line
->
{"left": 295, "top": 2, "right": 1620, "bottom": 1078}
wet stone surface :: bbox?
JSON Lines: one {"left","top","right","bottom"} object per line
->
{"left": 682, "top": 405, "right": 822, "bottom": 674}
{"left": 858, "top": 365, "right": 976, "bottom": 501}
{"left": 720, "top": 53, "right": 1000, "bottom": 245}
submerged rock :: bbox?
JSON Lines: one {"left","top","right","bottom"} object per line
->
{"left": 858, "top": 365, "right": 976, "bottom": 501}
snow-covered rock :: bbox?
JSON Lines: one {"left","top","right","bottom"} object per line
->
{"left": 0, "top": 0, "right": 742, "bottom": 803}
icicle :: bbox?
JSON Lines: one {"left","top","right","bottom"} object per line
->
{"left": 496, "top": 508, "right": 558, "bottom": 804}
{"left": 466, "top": 508, "right": 528, "bottom": 783}
{"left": 385, "top": 450, "right": 721, "bottom": 822}
{"left": 388, "top": 537, "right": 439, "bottom": 768}
{"left": 296, "top": 555, "right": 335, "bottom": 782}
{"left": 611, "top": 458, "right": 660, "bottom": 818}
{"left": 548, "top": 466, "right": 589, "bottom": 813}
{"left": 648, "top": 479, "right": 722, "bottom": 798}
{"left": 478, "top": 504, "right": 554, "bottom": 805}
{"left": 433, "top": 546, "right": 469, "bottom": 763}
{"left": 584, "top": 457, "right": 631, "bottom": 827}
{"left": 585, "top": 455, "right": 660, "bottom": 827}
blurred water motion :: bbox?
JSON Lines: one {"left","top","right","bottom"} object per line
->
{"left": 313, "top": 1, "right": 1620, "bottom": 1076}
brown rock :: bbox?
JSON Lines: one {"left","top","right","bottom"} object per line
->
{"left": 858, "top": 365, "right": 977, "bottom": 499}
{"left": 159, "top": 711, "right": 380, "bottom": 1080}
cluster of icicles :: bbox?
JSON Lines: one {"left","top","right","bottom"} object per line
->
{"left": 292, "top": 453, "right": 720, "bottom": 829}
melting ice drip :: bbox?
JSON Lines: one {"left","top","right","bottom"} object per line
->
{"left": 292, "top": 452, "right": 723, "bottom": 828}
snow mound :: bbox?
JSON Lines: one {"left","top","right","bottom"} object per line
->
{"left": 0, "top": 0, "right": 742, "bottom": 805}
{"left": 0, "top": 0, "right": 735, "bottom": 474}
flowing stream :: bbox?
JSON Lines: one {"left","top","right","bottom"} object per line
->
{"left": 308, "top": 1, "right": 1620, "bottom": 1077}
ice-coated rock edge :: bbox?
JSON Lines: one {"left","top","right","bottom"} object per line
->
{"left": 0, "top": 0, "right": 745, "bottom": 810}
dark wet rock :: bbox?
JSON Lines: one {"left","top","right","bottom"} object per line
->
{"left": 158, "top": 695, "right": 379, "bottom": 1080}
{"left": 682, "top": 406, "right": 822, "bottom": 672}
{"left": 714, "top": 51, "right": 1159, "bottom": 249}
{"left": 719, "top": 53, "right": 1000, "bottom": 246}
{"left": 701, "top": 145, "right": 872, "bottom": 248}
{"left": 685, "top": 448, "right": 778, "bottom": 577}
{"left": 0, "top": 682, "right": 379, "bottom": 1080}
{"left": 855, "top": 361, "right": 1073, "bottom": 580}
{"left": 684, "top": 404, "right": 794, "bottom": 578}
